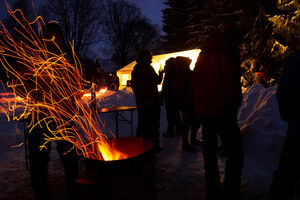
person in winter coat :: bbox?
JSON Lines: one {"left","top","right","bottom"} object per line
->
{"left": 112, "top": 73, "right": 120, "bottom": 91}
{"left": 174, "top": 56, "right": 201, "bottom": 152}
{"left": 131, "top": 49, "right": 164, "bottom": 151}
{"left": 193, "top": 26, "right": 244, "bottom": 199}
{"left": 161, "top": 57, "right": 181, "bottom": 137}
{"left": 27, "top": 22, "right": 78, "bottom": 200}
{"left": 268, "top": 47, "right": 300, "bottom": 200}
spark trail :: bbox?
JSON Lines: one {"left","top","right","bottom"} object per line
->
{"left": 0, "top": 3, "right": 126, "bottom": 161}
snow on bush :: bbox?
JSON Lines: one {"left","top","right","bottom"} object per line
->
{"left": 239, "top": 84, "right": 288, "bottom": 168}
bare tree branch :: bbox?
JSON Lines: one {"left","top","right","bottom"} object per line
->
{"left": 45, "top": 0, "right": 103, "bottom": 58}
{"left": 101, "top": 0, "right": 161, "bottom": 67}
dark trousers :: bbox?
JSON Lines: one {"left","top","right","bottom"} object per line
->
{"left": 136, "top": 107, "right": 160, "bottom": 148}
{"left": 165, "top": 101, "right": 181, "bottom": 135}
{"left": 201, "top": 107, "right": 244, "bottom": 197}
{"left": 269, "top": 124, "right": 300, "bottom": 200}
{"left": 28, "top": 123, "right": 78, "bottom": 200}
{"left": 181, "top": 107, "right": 200, "bottom": 145}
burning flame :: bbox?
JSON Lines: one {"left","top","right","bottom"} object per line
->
{"left": 97, "top": 142, "right": 128, "bottom": 161}
{"left": 0, "top": 4, "right": 123, "bottom": 161}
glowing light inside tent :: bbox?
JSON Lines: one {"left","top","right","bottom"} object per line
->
{"left": 116, "top": 49, "right": 201, "bottom": 90}
{"left": 121, "top": 74, "right": 130, "bottom": 86}
{"left": 151, "top": 49, "right": 201, "bottom": 73}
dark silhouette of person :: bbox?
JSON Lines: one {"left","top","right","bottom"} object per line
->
{"left": 268, "top": 47, "right": 300, "bottom": 200}
{"left": 161, "top": 57, "right": 181, "bottom": 137}
{"left": 193, "top": 25, "right": 244, "bottom": 199}
{"left": 84, "top": 59, "right": 105, "bottom": 88}
{"left": 111, "top": 72, "right": 120, "bottom": 91}
{"left": 131, "top": 49, "right": 163, "bottom": 151}
{"left": 27, "top": 22, "right": 78, "bottom": 200}
{"left": 174, "top": 56, "right": 201, "bottom": 152}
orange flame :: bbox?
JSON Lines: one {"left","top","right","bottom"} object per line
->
{"left": 0, "top": 3, "right": 124, "bottom": 161}
{"left": 97, "top": 142, "right": 128, "bottom": 161}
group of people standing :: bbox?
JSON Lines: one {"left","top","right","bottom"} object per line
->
{"left": 131, "top": 53, "right": 202, "bottom": 153}
{"left": 161, "top": 56, "right": 202, "bottom": 152}
{"left": 131, "top": 21, "right": 300, "bottom": 199}
{"left": 131, "top": 24, "right": 244, "bottom": 199}
{"left": 3, "top": 15, "right": 299, "bottom": 200}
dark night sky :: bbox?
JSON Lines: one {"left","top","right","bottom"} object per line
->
{"left": 0, "top": 0, "right": 166, "bottom": 62}
{"left": 126, "top": 0, "right": 166, "bottom": 28}
{"left": 0, "top": 0, "right": 166, "bottom": 29}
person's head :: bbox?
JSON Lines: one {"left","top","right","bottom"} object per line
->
{"left": 175, "top": 56, "right": 192, "bottom": 73}
{"left": 136, "top": 49, "right": 152, "bottom": 65}
{"left": 164, "top": 57, "right": 176, "bottom": 74}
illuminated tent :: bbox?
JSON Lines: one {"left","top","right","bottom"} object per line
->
{"left": 116, "top": 49, "right": 201, "bottom": 90}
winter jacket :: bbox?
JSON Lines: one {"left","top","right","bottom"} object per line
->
{"left": 174, "top": 56, "right": 194, "bottom": 109}
{"left": 276, "top": 50, "right": 300, "bottom": 122}
{"left": 192, "top": 33, "right": 242, "bottom": 117}
{"left": 131, "top": 64, "right": 163, "bottom": 110}
{"left": 162, "top": 58, "right": 178, "bottom": 103}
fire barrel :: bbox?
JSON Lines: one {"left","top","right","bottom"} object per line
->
{"left": 76, "top": 137, "right": 156, "bottom": 200}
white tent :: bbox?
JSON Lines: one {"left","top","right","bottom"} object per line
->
{"left": 116, "top": 49, "right": 201, "bottom": 90}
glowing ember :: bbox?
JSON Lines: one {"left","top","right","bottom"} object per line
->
{"left": 0, "top": 4, "right": 123, "bottom": 161}
{"left": 99, "top": 87, "right": 107, "bottom": 94}
{"left": 82, "top": 87, "right": 108, "bottom": 98}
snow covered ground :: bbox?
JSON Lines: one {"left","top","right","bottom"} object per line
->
{"left": 0, "top": 84, "right": 298, "bottom": 200}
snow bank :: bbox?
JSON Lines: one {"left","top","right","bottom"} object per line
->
{"left": 239, "top": 84, "right": 288, "bottom": 168}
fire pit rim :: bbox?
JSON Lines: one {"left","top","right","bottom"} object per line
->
{"left": 78, "top": 137, "right": 154, "bottom": 163}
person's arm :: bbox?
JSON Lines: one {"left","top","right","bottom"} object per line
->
{"left": 158, "top": 70, "right": 164, "bottom": 83}
{"left": 151, "top": 67, "right": 163, "bottom": 85}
